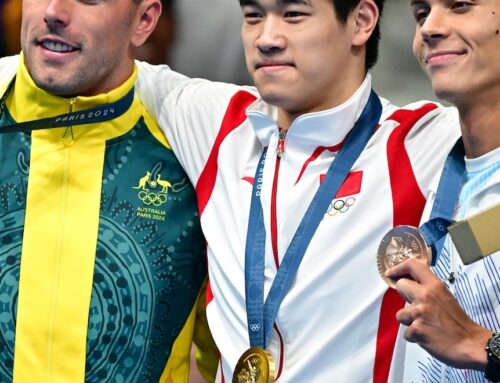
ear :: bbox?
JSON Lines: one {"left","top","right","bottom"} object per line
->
{"left": 351, "top": 0, "right": 379, "bottom": 47}
{"left": 130, "top": 0, "right": 162, "bottom": 48}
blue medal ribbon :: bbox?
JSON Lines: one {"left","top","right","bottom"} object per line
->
{"left": 0, "top": 76, "right": 135, "bottom": 134}
{"left": 245, "top": 91, "right": 382, "bottom": 348}
{"left": 419, "top": 139, "right": 465, "bottom": 265}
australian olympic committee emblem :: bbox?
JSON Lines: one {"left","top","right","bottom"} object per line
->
{"left": 133, "top": 170, "right": 172, "bottom": 221}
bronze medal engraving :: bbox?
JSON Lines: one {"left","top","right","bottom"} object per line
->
{"left": 377, "top": 225, "right": 431, "bottom": 288}
{"left": 232, "top": 347, "right": 276, "bottom": 383}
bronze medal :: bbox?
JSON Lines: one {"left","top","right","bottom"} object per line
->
{"left": 232, "top": 347, "right": 276, "bottom": 383}
{"left": 377, "top": 225, "right": 432, "bottom": 288}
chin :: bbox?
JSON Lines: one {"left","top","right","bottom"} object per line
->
{"left": 260, "top": 93, "right": 289, "bottom": 110}
{"left": 33, "top": 74, "right": 80, "bottom": 97}
{"left": 432, "top": 83, "right": 462, "bottom": 105}
{"left": 256, "top": 85, "right": 287, "bottom": 105}
{"left": 429, "top": 70, "right": 466, "bottom": 102}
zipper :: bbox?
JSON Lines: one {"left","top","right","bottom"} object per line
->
{"left": 276, "top": 128, "right": 286, "bottom": 158}
{"left": 269, "top": 128, "right": 288, "bottom": 377}
{"left": 62, "top": 98, "right": 76, "bottom": 144}
{"left": 270, "top": 127, "right": 287, "bottom": 267}
{"left": 47, "top": 135, "right": 72, "bottom": 382}
{"left": 47, "top": 98, "right": 75, "bottom": 380}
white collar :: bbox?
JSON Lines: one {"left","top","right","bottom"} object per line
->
{"left": 246, "top": 74, "right": 373, "bottom": 154}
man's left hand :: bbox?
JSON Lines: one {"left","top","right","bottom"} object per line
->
{"left": 386, "top": 258, "right": 492, "bottom": 371}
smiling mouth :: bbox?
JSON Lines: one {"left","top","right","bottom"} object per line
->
{"left": 40, "top": 40, "right": 79, "bottom": 53}
{"left": 424, "top": 51, "right": 466, "bottom": 65}
{"left": 255, "top": 63, "right": 295, "bottom": 70}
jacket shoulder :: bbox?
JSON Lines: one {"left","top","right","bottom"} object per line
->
{"left": 0, "top": 55, "right": 19, "bottom": 83}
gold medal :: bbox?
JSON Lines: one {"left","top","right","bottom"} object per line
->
{"left": 377, "top": 225, "right": 431, "bottom": 288}
{"left": 232, "top": 347, "right": 276, "bottom": 383}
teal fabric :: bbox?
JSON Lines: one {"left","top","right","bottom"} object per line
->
{"left": 0, "top": 109, "right": 206, "bottom": 382}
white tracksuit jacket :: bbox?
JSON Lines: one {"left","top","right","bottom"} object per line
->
{"left": 136, "top": 63, "right": 460, "bottom": 383}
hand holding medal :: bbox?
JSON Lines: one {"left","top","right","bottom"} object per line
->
{"left": 377, "top": 225, "right": 432, "bottom": 288}
{"left": 377, "top": 139, "right": 466, "bottom": 288}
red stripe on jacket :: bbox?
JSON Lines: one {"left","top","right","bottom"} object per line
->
{"left": 373, "top": 103, "right": 438, "bottom": 383}
{"left": 196, "top": 91, "right": 257, "bottom": 216}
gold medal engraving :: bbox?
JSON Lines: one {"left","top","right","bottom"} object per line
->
{"left": 232, "top": 347, "right": 275, "bottom": 383}
{"left": 377, "top": 225, "right": 431, "bottom": 288}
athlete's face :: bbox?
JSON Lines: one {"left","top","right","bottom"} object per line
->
{"left": 240, "top": 0, "right": 377, "bottom": 125}
{"left": 412, "top": 0, "right": 500, "bottom": 107}
{"left": 21, "top": 0, "right": 158, "bottom": 97}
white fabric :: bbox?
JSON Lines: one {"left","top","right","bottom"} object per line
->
{"left": 136, "top": 61, "right": 460, "bottom": 382}
{"left": 404, "top": 147, "right": 500, "bottom": 383}
{"left": 0, "top": 54, "right": 18, "bottom": 88}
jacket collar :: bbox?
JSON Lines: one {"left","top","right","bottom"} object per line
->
{"left": 2, "top": 53, "right": 141, "bottom": 141}
{"left": 246, "top": 75, "right": 373, "bottom": 154}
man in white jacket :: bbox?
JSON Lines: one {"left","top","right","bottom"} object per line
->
{"left": 386, "top": 1, "right": 500, "bottom": 382}
{"left": 136, "top": 0, "right": 461, "bottom": 381}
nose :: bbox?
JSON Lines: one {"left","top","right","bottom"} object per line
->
{"left": 419, "top": 8, "right": 449, "bottom": 45}
{"left": 255, "top": 16, "right": 286, "bottom": 54}
{"left": 44, "top": 0, "right": 70, "bottom": 29}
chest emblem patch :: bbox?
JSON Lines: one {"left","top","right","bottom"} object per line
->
{"left": 322, "top": 171, "right": 363, "bottom": 218}
{"left": 133, "top": 170, "right": 171, "bottom": 221}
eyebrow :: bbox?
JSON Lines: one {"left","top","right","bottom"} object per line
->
{"left": 240, "top": 0, "right": 311, "bottom": 6}
{"left": 410, "top": 0, "right": 427, "bottom": 6}
{"left": 240, "top": 0, "right": 257, "bottom": 6}
{"left": 278, "top": 0, "right": 311, "bottom": 5}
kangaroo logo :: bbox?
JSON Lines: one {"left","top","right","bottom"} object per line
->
{"left": 133, "top": 171, "right": 171, "bottom": 207}
{"left": 133, "top": 171, "right": 152, "bottom": 190}
{"left": 156, "top": 174, "right": 172, "bottom": 193}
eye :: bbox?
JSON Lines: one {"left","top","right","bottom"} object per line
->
{"left": 80, "top": 0, "right": 100, "bottom": 5}
{"left": 283, "top": 9, "right": 309, "bottom": 22}
{"left": 243, "top": 11, "right": 262, "bottom": 24}
{"left": 242, "top": 8, "right": 264, "bottom": 24}
{"left": 284, "top": 11, "right": 305, "bottom": 18}
{"left": 451, "top": 1, "right": 472, "bottom": 12}
{"left": 412, "top": 6, "right": 430, "bottom": 25}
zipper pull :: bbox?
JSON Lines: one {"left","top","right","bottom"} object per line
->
{"left": 276, "top": 127, "right": 286, "bottom": 158}
{"left": 63, "top": 98, "right": 76, "bottom": 144}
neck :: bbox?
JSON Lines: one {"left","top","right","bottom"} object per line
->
{"left": 277, "top": 109, "right": 295, "bottom": 131}
{"left": 457, "top": 97, "right": 500, "bottom": 159}
{"left": 276, "top": 74, "right": 368, "bottom": 130}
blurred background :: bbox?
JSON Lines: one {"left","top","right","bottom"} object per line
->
{"left": 0, "top": 0, "right": 437, "bottom": 382}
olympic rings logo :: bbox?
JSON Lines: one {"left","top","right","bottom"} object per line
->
{"left": 249, "top": 323, "right": 261, "bottom": 332}
{"left": 138, "top": 191, "right": 168, "bottom": 206}
{"left": 436, "top": 221, "right": 446, "bottom": 232}
{"left": 326, "top": 197, "right": 356, "bottom": 217}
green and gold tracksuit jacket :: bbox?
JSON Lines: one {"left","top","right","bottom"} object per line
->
{"left": 0, "top": 55, "right": 215, "bottom": 382}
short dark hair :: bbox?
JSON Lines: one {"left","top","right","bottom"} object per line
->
{"left": 239, "top": 0, "right": 385, "bottom": 71}
{"left": 161, "top": 0, "right": 174, "bottom": 12}
{"left": 332, "top": 0, "right": 385, "bottom": 71}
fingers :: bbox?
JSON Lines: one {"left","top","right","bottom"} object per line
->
{"left": 403, "top": 323, "right": 421, "bottom": 344}
{"left": 385, "top": 257, "right": 435, "bottom": 284}
{"left": 393, "top": 268, "right": 448, "bottom": 306}
{"left": 394, "top": 277, "right": 418, "bottom": 304}
{"left": 396, "top": 302, "right": 430, "bottom": 344}
{"left": 396, "top": 306, "right": 414, "bottom": 327}
{"left": 395, "top": 305, "right": 423, "bottom": 344}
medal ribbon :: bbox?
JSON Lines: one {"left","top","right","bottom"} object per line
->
{"left": 0, "top": 77, "right": 135, "bottom": 134}
{"left": 245, "top": 91, "right": 382, "bottom": 348}
{"left": 419, "top": 139, "right": 465, "bottom": 265}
